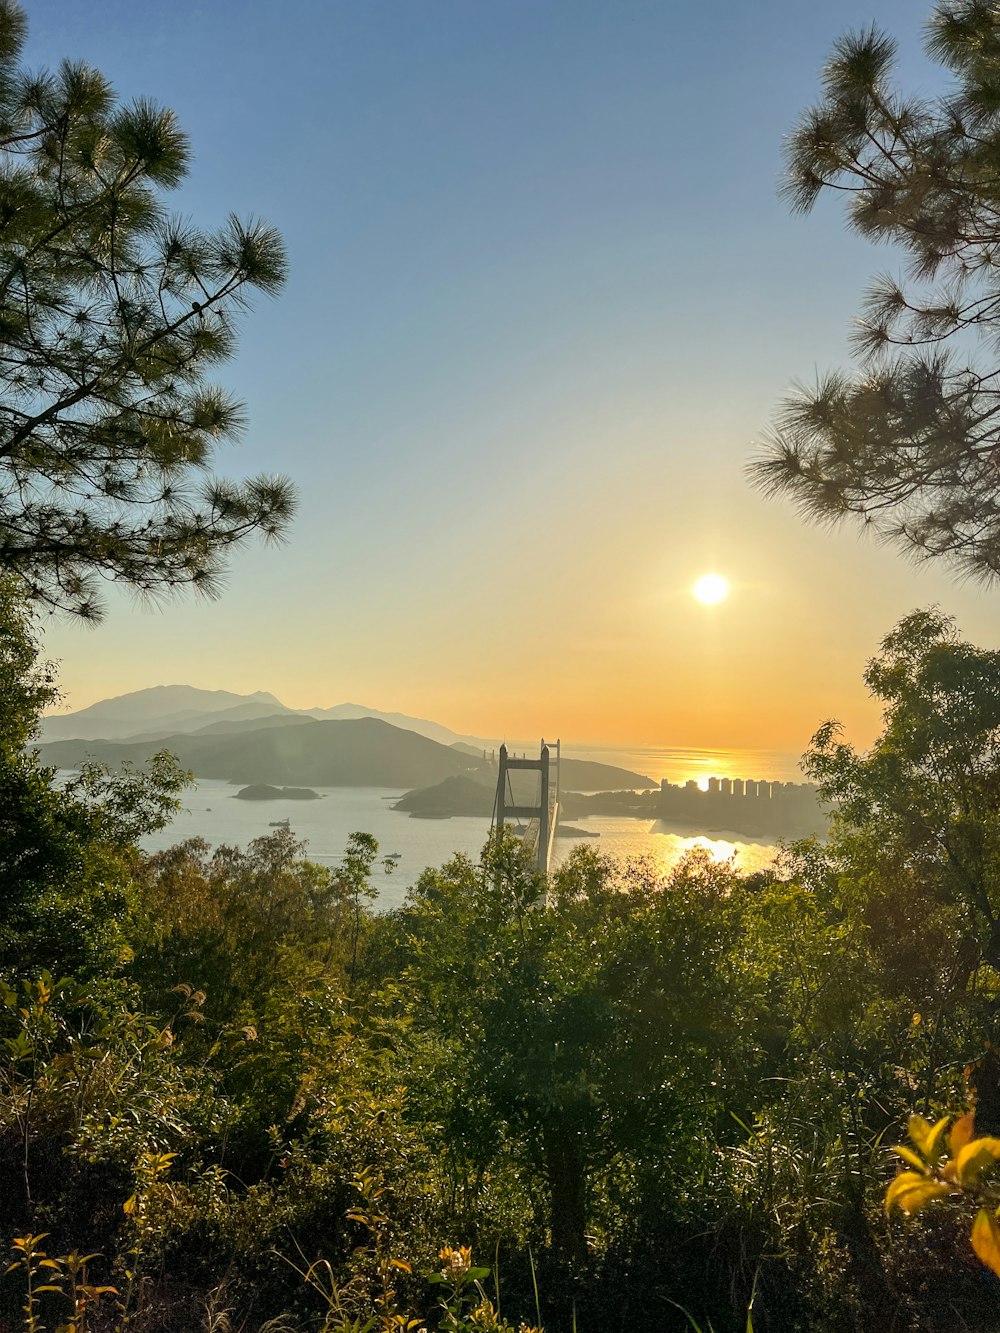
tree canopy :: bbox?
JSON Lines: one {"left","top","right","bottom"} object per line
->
{"left": 0, "top": 0, "right": 293, "bottom": 618}
{"left": 4, "top": 592, "right": 1000, "bottom": 1327}
{"left": 803, "top": 608, "right": 1000, "bottom": 970}
{"left": 751, "top": 2, "right": 1000, "bottom": 582}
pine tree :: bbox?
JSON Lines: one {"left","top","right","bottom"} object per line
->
{"left": 0, "top": 1, "right": 293, "bottom": 618}
{"left": 751, "top": 3, "right": 1000, "bottom": 582}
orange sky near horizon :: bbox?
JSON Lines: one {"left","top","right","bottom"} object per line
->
{"left": 40, "top": 507, "right": 996, "bottom": 756}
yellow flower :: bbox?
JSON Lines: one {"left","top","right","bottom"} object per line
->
{"left": 470, "top": 1301, "right": 501, "bottom": 1330}
{"left": 438, "top": 1244, "right": 473, "bottom": 1280}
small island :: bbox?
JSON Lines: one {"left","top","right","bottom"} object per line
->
{"left": 233, "top": 784, "right": 322, "bottom": 801}
{"left": 393, "top": 775, "right": 492, "bottom": 818}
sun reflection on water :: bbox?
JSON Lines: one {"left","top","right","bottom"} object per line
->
{"left": 551, "top": 818, "right": 777, "bottom": 877}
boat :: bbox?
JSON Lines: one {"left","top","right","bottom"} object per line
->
{"left": 269, "top": 817, "right": 291, "bottom": 829}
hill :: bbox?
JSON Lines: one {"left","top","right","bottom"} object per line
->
{"left": 451, "top": 741, "right": 487, "bottom": 759}
{"left": 233, "top": 784, "right": 321, "bottom": 801}
{"left": 189, "top": 712, "right": 315, "bottom": 737}
{"left": 37, "top": 717, "right": 488, "bottom": 790}
{"left": 393, "top": 756, "right": 655, "bottom": 820}
{"left": 53, "top": 684, "right": 283, "bottom": 722}
{"left": 39, "top": 685, "right": 488, "bottom": 749}
{"left": 559, "top": 758, "right": 654, "bottom": 790}
{"left": 39, "top": 689, "right": 295, "bottom": 741}
{"left": 394, "top": 776, "right": 495, "bottom": 818}
{"left": 306, "top": 702, "right": 483, "bottom": 749}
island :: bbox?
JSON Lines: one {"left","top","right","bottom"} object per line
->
{"left": 393, "top": 775, "right": 492, "bottom": 818}
{"left": 233, "top": 784, "right": 322, "bottom": 801}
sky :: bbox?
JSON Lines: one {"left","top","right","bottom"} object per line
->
{"left": 26, "top": 0, "right": 1000, "bottom": 753}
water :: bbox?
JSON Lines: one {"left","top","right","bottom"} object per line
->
{"left": 553, "top": 817, "right": 777, "bottom": 880}
{"left": 564, "top": 744, "right": 806, "bottom": 785}
{"left": 141, "top": 778, "right": 779, "bottom": 911}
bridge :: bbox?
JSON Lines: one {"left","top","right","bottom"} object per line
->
{"left": 493, "top": 739, "right": 560, "bottom": 874}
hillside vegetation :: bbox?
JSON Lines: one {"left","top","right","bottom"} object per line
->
{"left": 5, "top": 588, "right": 1000, "bottom": 1332}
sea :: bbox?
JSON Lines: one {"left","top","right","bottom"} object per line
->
{"left": 139, "top": 745, "right": 801, "bottom": 912}
{"left": 564, "top": 743, "right": 806, "bottom": 786}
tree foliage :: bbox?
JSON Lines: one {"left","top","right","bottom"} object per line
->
{"left": 7, "top": 590, "right": 1000, "bottom": 1325}
{"left": 0, "top": 0, "right": 293, "bottom": 618}
{"left": 136, "top": 828, "right": 378, "bottom": 1021}
{"left": 366, "top": 840, "right": 742, "bottom": 1266}
{"left": 0, "top": 581, "right": 188, "bottom": 976}
{"left": 751, "top": 2, "right": 1000, "bottom": 582}
{"left": 804, "top": 609, "right": 1000, "bottom": 970}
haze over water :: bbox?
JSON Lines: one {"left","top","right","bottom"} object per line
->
{"left": 565, "top": 745, "right": 806, "bottom": 786}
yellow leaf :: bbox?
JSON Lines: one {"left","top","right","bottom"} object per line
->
{"left": 951, "top": 1112, "right": 976, "bottom": 1156}
{"left": 956, "top": 1137, "right": 1000, "bottom": 1186}
{"left": 885, "top": 1171, "right": 950, "bottom": 1216}
{"left": 892, "top": 1146, "right": 927, "bottom": 1171}
{"left": 122, "top": 1194, "right": 136, "bottom": 1216}
{"left": 972, "top": 1208, "right": 1000, "bottom": 1278}
{"left": 925, "top": 1117, "right": 952, "bottom": 1164}
{"left": 908, "top": 1114, "right": 934, "bottom": 1155}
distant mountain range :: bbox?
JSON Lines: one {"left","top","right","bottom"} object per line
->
{"left": 39, "top": 685, "right": 487, "bottom": 748}
{"left": 39, "top": 716, "right": 488, "bottom": 789}
{"left": 37, "top": 686, "right": 654, "bottom": 793}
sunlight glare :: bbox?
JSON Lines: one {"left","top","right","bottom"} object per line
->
{"left": 692, "top": 573, "right": 729, "bottom": 605}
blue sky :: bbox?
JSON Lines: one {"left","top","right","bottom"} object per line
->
{"left": 29, "top": 0, "right": 1000, "bottom": 748}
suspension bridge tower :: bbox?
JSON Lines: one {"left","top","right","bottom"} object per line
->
{"left": 493, "top": 739, "right": 561, "bottom": 874}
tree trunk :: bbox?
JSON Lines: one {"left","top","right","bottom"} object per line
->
{"left": 542, "top": 1122, "right": 587, "bottom": 1265}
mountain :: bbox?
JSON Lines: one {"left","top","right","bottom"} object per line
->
{"left": 40, "top": 687, "right": 291, "bottom": 741}
{"left": 70, "top": 684, "right": 284, "bottom": 719}
{"left": 448, "top": 747, "right": 651, "bottom": 790}
{"left": 122, "top": 702, "right": 302, "bottom": 742}
{"left": 37, "top": 717, "right": 489, "bottom": 789}
{"left": 393, "top": 757, "right": 656, "bottom": 820}
{"left": 187, "top": 712, "right": 315, "bottom": 737}
{"left": 558, "top": 758, "right": 655, "bottom": 791}
{"left": 394, "top": 776, "right": 495, "bottom": 817}
{"left": 38, "top": 688, "right": 655, "bottom": 790}
{"left": 452, "top": 741, "right": 487, "bottom": 758}
{"left": 304, "top": 702, "right": 483, "bottom": 749}
{"left": 39, "top": 685, "right": 489, "bottom": 749}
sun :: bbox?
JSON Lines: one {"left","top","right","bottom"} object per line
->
{"left": 692, "top": 573, "right": 730, "bottom": 605}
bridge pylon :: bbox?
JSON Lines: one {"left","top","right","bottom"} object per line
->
{"left": 494, "top": 738, "right": 560, "bottom": 875}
